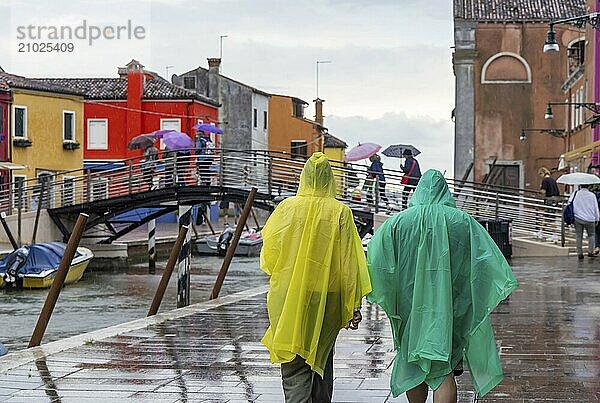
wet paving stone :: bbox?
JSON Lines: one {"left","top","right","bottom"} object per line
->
{"left": 1, "top": 256, "right": 599, "bottom": 401}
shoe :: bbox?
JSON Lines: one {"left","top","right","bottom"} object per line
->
{"left": 578, "top": 254, "right": 584, "bottom": 260}
{"left": 587, "top": 253, "right": 597, "bottom": 258}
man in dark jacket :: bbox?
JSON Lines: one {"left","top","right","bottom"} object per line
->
{"left": 401, "top": 149, "right": 421, "bottom": 209}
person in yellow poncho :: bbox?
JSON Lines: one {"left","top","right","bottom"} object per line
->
{"left": 260, "top": 152, "right": 372, "bottom": 402}
{"left": 367, "top": 169, "right": 518, "bottom": 402}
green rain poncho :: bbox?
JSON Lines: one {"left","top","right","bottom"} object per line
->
{"left": 367, "top": 169, "right": 518, "bottom": 397}
{"left": 260, "top": 152, "right": 372, "bottom": 377}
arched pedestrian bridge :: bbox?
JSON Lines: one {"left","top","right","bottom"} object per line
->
{"left": 0, "top": 150, "right": 566, "bottom": 245}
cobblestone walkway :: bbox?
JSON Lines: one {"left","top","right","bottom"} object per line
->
{"left": 1, "top": 256, "right": 599, "bottom": 402}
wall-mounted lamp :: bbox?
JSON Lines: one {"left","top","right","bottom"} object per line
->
{"left": 544, "top": 102, "right": 600, "bottom": 126}
{"left": 519, "top": 128, "right": 567, "bottom": 141}
{"left": 543, "top": 13, "right": 600, "bottom": 53}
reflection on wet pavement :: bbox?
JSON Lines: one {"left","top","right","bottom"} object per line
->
{"left": 0, "top": 256, "right": 598, "bottom": 401}
{"left": 0, "top": 255, "right": 268, "bottom": 352}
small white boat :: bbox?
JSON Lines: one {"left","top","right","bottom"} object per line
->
{"left": 196, "top": 228, "right": 262, "bottom": 257}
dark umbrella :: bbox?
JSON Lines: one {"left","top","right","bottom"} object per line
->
{"left": 128, "top": 134, "right": 156, "bottom": 150}
{"left": 382, "top": 144, "right": 421, "bottom": 158}
{"left": 193, "top": 123, "right": 223, "bottom": 135}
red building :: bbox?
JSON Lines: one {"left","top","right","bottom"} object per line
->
{"left": 41, "top": 60, "right": 220, "bottom": 168}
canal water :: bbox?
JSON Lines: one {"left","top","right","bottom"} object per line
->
{"left": 0, "top": 255, "right": 266, "bottom": 353}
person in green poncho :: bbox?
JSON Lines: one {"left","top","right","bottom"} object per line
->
{"left": 260, "top": 152, "right": 372, "bottom": 402}
{"left": 367, "top": 169, "right": 518, "bottom": 402}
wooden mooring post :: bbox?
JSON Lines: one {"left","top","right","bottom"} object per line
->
{"left": 29, "top": 213, "right": 88, "bottom": 348}
{"left": 148, "top": 225, "right": 189, "bottom": 316}
{"left": 210, "top": 187, "right": 257, "bottom": 300}
{"left": 177, "top": 206, "right": 192, "bottom": 308}
{"left": 148, "top": 218, "right": 156, "bottom": 274}
{"left": 0, "top": 212, "right": 18, "bottom": 250}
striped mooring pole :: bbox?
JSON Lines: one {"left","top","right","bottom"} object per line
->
{"left": 177, "top": 205, "right": 192, "bottom": 308}
{"left": 148, "top": 219, "right": 156, "bottom": 274}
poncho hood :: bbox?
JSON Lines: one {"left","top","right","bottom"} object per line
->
{"left": 297, "top": 152, "right": 337, "bottom": 198}
{"left": 367, "top": 169, "right": 517, "bottom": 397}
{"left": 260, "top": 153, "right": 371, "bottom": 377}
{"left": 409, "top": 169, "right": 456, "bottom": 208}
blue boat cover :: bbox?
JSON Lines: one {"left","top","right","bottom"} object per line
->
{"left": 0, "top": 242, "right": 81, "bottom": 275}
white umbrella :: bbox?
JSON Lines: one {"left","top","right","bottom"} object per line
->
{"left": 556, "top": 172, "right": 600, "bottom": 185}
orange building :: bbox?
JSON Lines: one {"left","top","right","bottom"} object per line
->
{"left": 268, "top": 95, "right": 323, "bottom": 159}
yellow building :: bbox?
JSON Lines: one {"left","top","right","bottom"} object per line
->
{"left": 0, "top": 72, "right": 84, "bottom": 210}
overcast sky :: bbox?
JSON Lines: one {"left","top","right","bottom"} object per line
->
{"left": 0, "top": 0, "right": 455, "bottom": 175}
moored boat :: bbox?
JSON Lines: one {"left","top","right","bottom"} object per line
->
{"left": 196, "top": 228, "right": 262, "bottom": 257}
{"left": 0, "top": 242, "right": 94, "bottom": 289}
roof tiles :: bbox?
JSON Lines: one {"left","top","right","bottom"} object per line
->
{"left": 454, "top": 0, "right": 586, "bottom": 22}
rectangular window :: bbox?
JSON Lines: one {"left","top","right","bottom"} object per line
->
{"left": 12, "top": 175, "right": 27, "bottom": 210}
{"left": 13, "top": 106, "right": 27, "bottom": 138}
{"left": 293, "top": 102, "right": 304, "bottom": 118}
{"left": 263, "top": 111, "right": 267, "bottom": 130}
{"left": 88, "top": 119, "right": 108, "bottom": 150}
{"left": 253, "top": 108, "right": 258, "bottom": 128}
{"left": 63, "top": 111, "right": 75, "bottom": 141}
{"left": 183, "top": 76, "right": 196, "bottom": 90}
{"left": 160, "top": 118, "right": 181, "bottom": 150}
{"left": 61, "top": 176, "right": 75, "bottom": 206}
{"left": 291, "top": 140, "right": 308, "bottom": 160}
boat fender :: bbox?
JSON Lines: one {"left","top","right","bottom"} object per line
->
{"left": 3, "top": 246, "right": 29, "bottom": 287}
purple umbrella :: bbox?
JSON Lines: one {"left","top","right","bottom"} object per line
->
{"left": 193, "top": 123, "right": 223, "bottom": 135}
{"left": 145, "top": 129, "right": 175, "bottom": 138}
{"left": 345, "top": 143, "right": 381, "bottom": 162}
{"left": 156, "top": 130, "right": 194, "bottom": 151}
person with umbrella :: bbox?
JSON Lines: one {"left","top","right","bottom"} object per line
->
{"left": 128, "top": 134, "right": 159, "bottom": 190}
{"left": 557, "top": 172, "right": 600, "bottom": 259}
{"left": 567, "top": 184, "right": 599, "bottom": 259}
{"left": 195, "top": 130, "right": 214, "bottom": 186}
{"left": 143, "top": 144, "right": 159, "bottom": 190}
{"left": 401, "top": 149, "right": 421, "bottom": 210}
{"left": 367, "top": 154, "right": 387, "bottom": 206}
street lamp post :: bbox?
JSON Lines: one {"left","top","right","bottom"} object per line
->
{"left": 316, "top": 60, "right": 332, "bottom": 99}
{"left": 544, "top": 102, "right": 600, "bottom": 126}
{"left": 519, "top": 128, "right": 567, "bottom": 141}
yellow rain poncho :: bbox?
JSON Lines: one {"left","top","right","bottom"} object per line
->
{"left": 367, "top": 169, "right": 518, "bottom": 397}
{"left": 260, "top": 152, "right": 372, "bottom": 377}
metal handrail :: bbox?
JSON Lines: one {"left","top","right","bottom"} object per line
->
{"left": 0, "top": 149, "right": 570, "bottom": 243}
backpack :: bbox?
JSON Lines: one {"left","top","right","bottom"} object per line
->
{"left": 562, "top": 191, "right": 577, "bottom": 225}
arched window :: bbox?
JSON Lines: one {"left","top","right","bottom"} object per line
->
{"left": 481, "top": 52, "right": 531, "bottom": 84}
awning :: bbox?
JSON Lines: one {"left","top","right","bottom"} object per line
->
{"left": 562, "top": 140, "right": 600, "bottom": 162}
{"left": 0, "top": 162, "right": 26, "bottom": 170}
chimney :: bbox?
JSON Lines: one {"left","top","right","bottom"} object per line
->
{"left": 314, "top": 98, "right": 324, "bottom": 125}
{"left": 207, "top": 58, "right": 225, "bottom": 147}
{"left": 125, "top": 59, "right": 145, "bottom": 140}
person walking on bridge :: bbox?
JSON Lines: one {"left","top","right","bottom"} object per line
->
{"left": 401, "top": 149, "right": 421, "bottom": 210}
{"left": 367, "top": 169, "right": 518, "bottom": 402}
{"left": 260, "top": 152, "right": 372, "bottom": 403}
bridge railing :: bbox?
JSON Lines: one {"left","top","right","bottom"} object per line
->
{"left": 0, "top": 149, "right": 569, "bottom": 244}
